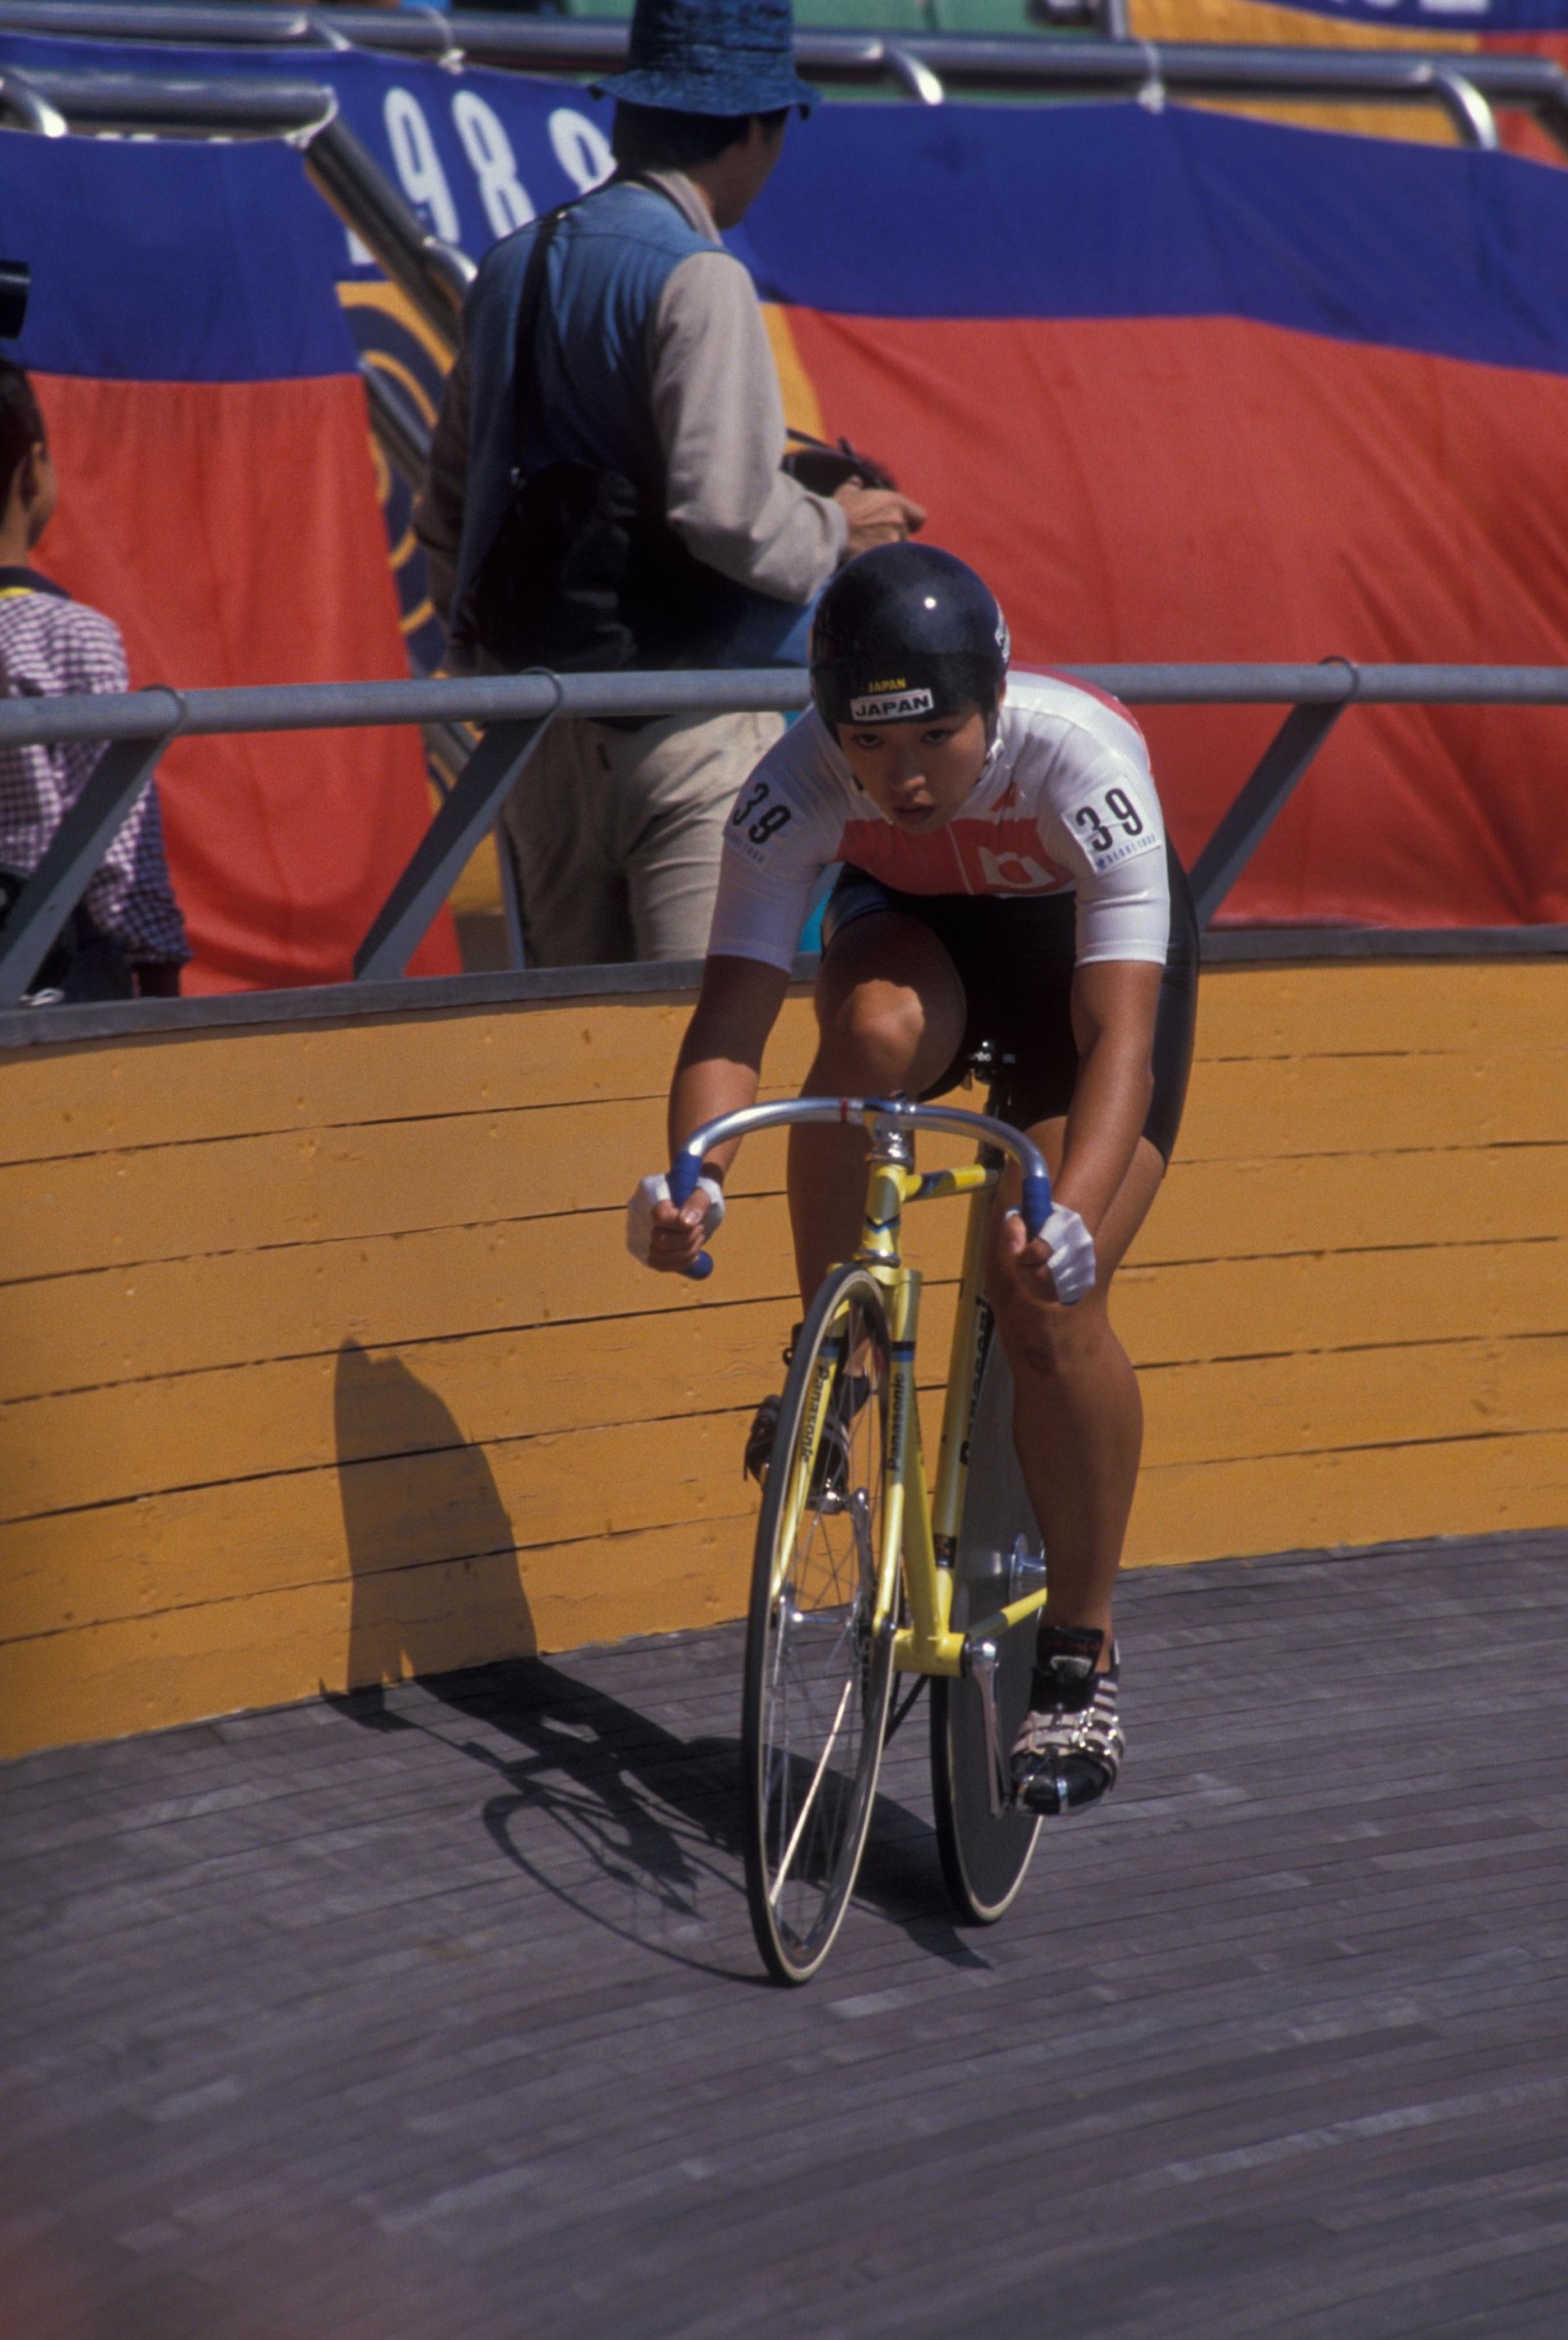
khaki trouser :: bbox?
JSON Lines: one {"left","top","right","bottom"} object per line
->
{"left": 500, "top": 707, "right": 785, "bottom": 967}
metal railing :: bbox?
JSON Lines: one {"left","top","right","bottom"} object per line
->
{"left": 0, "top": 68, "right": 475, "bottom": 344}
{"left": 1, "top": 4, "right": 1564, "bottom": 151}
{"left": 2, "top": 660, "right": 1566, "bottom": 1006}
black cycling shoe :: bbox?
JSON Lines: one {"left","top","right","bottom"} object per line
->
{"left": 744, "top": 1327, "right": 802, "bottom": 1488}
{"left": 744, "top": 1392, "right": 785, "bottom": 1486}
{"left": 1009, "top": 1626, "right": 1124, "bottom": 1816}
{"left": 744, "top": 1372, "right": 871, "bottom": 1508}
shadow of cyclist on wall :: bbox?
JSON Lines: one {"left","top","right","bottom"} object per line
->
{"left": 331, "top": 1337, "right": 537, "bottom": 1719}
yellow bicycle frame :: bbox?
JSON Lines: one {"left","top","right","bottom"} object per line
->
{"left": 783, "top": 1131, "right": 1053, "bottom": 1683}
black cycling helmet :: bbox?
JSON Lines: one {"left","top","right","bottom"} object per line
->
{"left": 809, "top": 543, "right": 1009, "bottom": 730}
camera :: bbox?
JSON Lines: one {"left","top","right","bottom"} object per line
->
{"left": 0, "top": 260, "right": 29, "bottom": 339}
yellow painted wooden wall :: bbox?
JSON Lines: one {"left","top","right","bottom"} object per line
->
{"left": 2, "top": 958, "right": 1564, "bottom": 1761}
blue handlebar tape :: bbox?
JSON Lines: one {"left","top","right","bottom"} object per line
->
{"left": 666, "top": 1155, "right": 713, "bottom": 1280}
{"left": 668, "top": 1155, "right": 700, "bottom": 1206}
{"left": 1020, "top": 1168, "right": 1053, "bottom": 1244}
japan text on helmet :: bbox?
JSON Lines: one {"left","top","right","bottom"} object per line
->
{"left": 809, "top": 544, "right": 1010, "bottom": 731}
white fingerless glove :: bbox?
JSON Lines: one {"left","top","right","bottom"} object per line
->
{"left": 625, "top": 1171, "right": 725, "bottom": 1267}
{"left": 1042, "top": 1202, "right": 1096, "bottom": 1304}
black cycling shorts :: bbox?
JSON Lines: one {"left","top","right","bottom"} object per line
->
{"left": 819, "top": 840, "right": 1200, "bottom": 1163}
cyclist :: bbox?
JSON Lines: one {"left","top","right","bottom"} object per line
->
{"left": 628, "top": 543, "right": 1199, "bottom": 1815}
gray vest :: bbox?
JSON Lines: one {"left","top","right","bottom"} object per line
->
{"left": 452, "top": 177, "right": 810, "bottom": 669}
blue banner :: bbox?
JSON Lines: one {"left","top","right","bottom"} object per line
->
{"left": 0, "top": 31, "right": 618, "bottom": 269}
{"left": 1255, "top": 0, "right": 1568, "bottom": 27}
{"left": 0, "top": 119, "right": 354, "bottom": 380}
{"left": 6, "top": 27, "right": 1568, "bottom": 378}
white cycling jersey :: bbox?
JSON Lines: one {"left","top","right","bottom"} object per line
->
{"left": 709, "top": 669, "right": 1171, "bottom": 973}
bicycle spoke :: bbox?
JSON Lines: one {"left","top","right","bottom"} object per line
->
{"left": 742, "top": 1266, "right": 895, "bottom": 1983}
{"left": 767, "top": 1676, "right": 856, "bottom": 1908}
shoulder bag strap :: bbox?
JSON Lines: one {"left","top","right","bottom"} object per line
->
{"left": 510, "top": 204, "right": 571, "bottom": 479}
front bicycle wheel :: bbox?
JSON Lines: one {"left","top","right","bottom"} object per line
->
{"left": 742, "top": 1262, "right": 896, "bottom": 1985}
{"left": 931, "top": 1311, "right": 1043, "bottom": 1923}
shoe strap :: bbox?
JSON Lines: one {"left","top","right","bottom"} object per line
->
{"left": 1037, "top": 1623, "right": 1104, "bottom": 1671}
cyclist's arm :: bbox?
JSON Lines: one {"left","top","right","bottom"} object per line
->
{"left": 669, "top": 721, "right": 837, "bottom": 1173}
{"left": 668, "top": 952, "right": 791, "bottom": 1179}
{"left": 644, "top": 721, "right": 839, "bottom": 1269}
{"left": 1055, "top": 957, "right": 1163, "bottom": 1234}
{"left": 641, "top": 953, "right": 789, "bottom": 1276}
{"left": 1030, "top": 729, "right": 1170, "bottom": 1254}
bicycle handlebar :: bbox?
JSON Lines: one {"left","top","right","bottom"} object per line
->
{"left": 667, "top": 1097, "right": 1053, "bottom": 1283}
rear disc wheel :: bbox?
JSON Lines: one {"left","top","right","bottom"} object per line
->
{"left": 931, "top": 1311, "right": 1043, "bottom": 1924}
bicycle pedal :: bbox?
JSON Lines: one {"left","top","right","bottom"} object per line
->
{"left": 960, "top": 1634, "right": 1010, "bottom": 1819}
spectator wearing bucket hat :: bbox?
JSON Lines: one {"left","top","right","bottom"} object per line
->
{"left": 416, "top": 0, "right": 924, "bottom": 968}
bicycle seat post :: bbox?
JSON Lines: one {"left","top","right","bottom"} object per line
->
{"left": 967, "top": 1039, "right": 1017, "bottom": 1122}
{"left": 867, "top": 1109, "right": 915, "bottom": 1168}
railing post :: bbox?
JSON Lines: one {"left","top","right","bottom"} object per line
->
{"left": 0, "top": 687, "right": 186, "bottom": 1007}
{"left": 1189, "top": 660, "right": 1359, "bottom": 927}
{"left": 494, "top": 820, "right": 528, "bottom": 970}
{"left": 353, "top": 695, "right": 562, "bottom": 980}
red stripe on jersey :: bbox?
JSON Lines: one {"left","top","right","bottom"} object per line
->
{"left": 839, "top": 814, "right": 1072, "bottom": 897}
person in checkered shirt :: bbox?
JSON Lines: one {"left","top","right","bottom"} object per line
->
{"left": 0, "top": 359, "right": 187, "bottom": 998}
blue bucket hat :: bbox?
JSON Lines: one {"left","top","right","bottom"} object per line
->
{"left": 596, "top": 0, "right": 818, "bottom": 119}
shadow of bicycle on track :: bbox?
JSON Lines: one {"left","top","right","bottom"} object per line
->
{"left": 326, "top": 1338, "right": 988, "bottom": 1980}
{"left": 334, "top": 1657, "right": 990, "bottom": 1983}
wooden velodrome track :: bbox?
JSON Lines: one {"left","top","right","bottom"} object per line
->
{"left": 3, "top": 1529, "right": 1567, "bottom": 2338}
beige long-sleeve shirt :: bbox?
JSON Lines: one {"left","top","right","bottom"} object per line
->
{"left": 415, "top": 171, "right": 846, "bottom": 629}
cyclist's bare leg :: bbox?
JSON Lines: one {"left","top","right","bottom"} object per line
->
{"left": 786, "top": 911, "right": 966, "bottom": 1304}
{"left": 987, "top": 1126, "right": 1165, "bottom": 1670}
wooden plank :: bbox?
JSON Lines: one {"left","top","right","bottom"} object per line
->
{"left": 1129, "top": 1429, "right": 1568, "bottom": 1567}
{"left": 0, "top": 1194, "right": 968, "bottom": 1402}
{"left": 0, "top": 1290, "right": 958, "bottom": 1521}
{"left": 0, "top": 1098, "right": 982, "bottom": 1289}
{"left": 1137, "top": 1143, "right": 1568, "bottom": 1265}
{"left": 0, "top": 1092, "right": 788, "bottom": 1283}
{"left": 5, "top": 1049, "right": 1563, "bottom": 1290}
{"left": 2, "top": 1410, "right": 762, "bottom": 1641}
{"left": 1117, "top": 1238, "right": 1568, "bottom": 1368}
{"left": 1178, "top": 1048, "right": 1568, "bottom": 1161}
{"left": 0, "top": 1202, "right": 791, "bottom": 1402}
{"left": 6, "top": 1266, "right": 1566, "bottom": 1525}
{"left": 1191, "top": 958, "right": 1568, "bottom": 1062}
{"left": 2, "top": 1056, "right": 1561, "bottom": 1350}
{"left": 0, "top": 994, "right": 824, "bottom": 1168}
{"left": 5, "top": 959, "right": 1563, "bottom": 1171}
{"left": 9, "top": 1328, "right": 1567, "bottom": 1638}
{"left": 8, "top": 1308, "right": 1566, "bottom": 1619}
{"left": 1140, "top": 1334, "right": 1568, "bottom": 1470}
{"left": 5, "top": 954, "right": 1566, "bottom": 1761}
{"left": 4, "top": 1194, "right": 1563, "bottom": 1405}
{"left": 12, "top": 1128, "right": 1568, "bottom": 1403}
{"left": 0, "top": 1514, "right": 753, "bottom": 1762}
